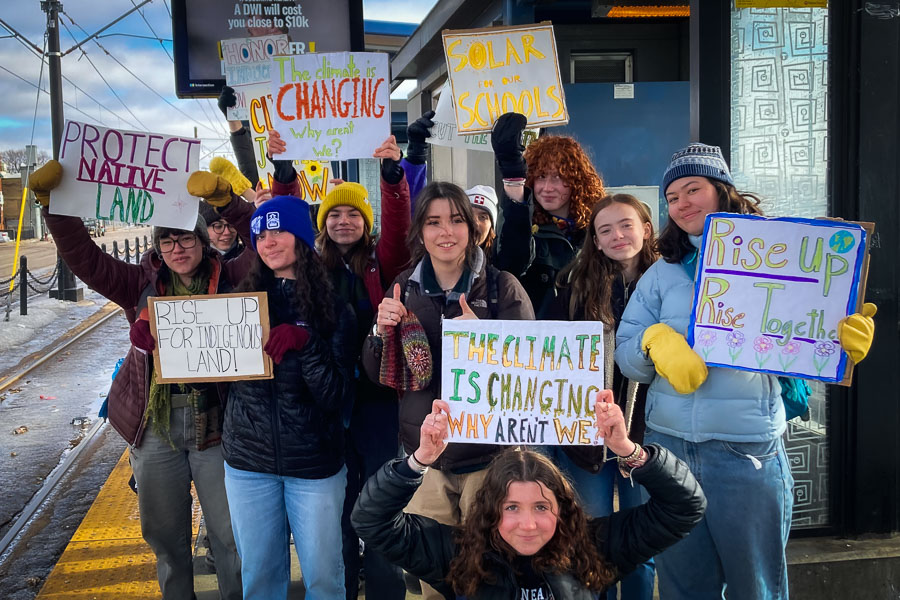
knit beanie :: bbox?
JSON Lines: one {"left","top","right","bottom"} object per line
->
{"left": 197, "top": 201, "right": 221, "bottom": 226}
{"left": 379, "top": 310, "right": 433, "bottom": 391}
{"left": 152, "top": 214, "right": 210, "bottom": 254}
{"left": 250, "top": 195, "right": 317, "bottom": 251}
{"left": 661, "top": 143, "right": 734, "bottom": 194}
{"left": 465, "top": 185, "right": 499, "bottom": 226}
{"left": 317, "top": 182, "right": 374, "bottom": 232}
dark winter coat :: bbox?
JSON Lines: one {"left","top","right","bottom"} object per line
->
{"left": 351, "top": 444, "right": 706, "bottom": 600}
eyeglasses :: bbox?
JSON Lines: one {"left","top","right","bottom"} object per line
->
{"left": 159, "top": 235, "right": 198, "bottom": 253}
{"left": 211, "top": 222, "right": 236, "bottom": 233}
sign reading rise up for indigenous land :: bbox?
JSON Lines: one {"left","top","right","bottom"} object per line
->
{"left": 269, "top": 51, "right": 390, "bottom": 161}
{"left": 441, "top": 320, "right": 606, "bottom": 446}
{"left": 688, "top": 214, "right": 871, "bottom": 384}
{"left": 148, "top": 292, "right": 273, "bottom": 383}
{"left": 441, "top": 23, "right": 568, "bottom": 134}
{"left": 221, "top": 33, "right": 289, "bottom": 121}
{"left": 51, "top": 120, "right": 201, "bottom": 230}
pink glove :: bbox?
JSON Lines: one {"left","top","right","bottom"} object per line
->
{"left": 264, "top": 323, "right": 311, "bottom": 364}
{"left": 130, "top": 319, "right": 155, "bottom": 353}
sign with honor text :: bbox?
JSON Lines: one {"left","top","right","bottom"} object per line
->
{"left": 688, "top": 214, "right": 870, "bottom": 384}
{"left": 441, "top": 320, "right": 605, "bottom": 446}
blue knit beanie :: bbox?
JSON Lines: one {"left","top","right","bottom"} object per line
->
{"left": 662, "top": 143, "right": 734, "bottom": 193}
{"left": 249, "top": 196, "right": 316, "bottom": 251}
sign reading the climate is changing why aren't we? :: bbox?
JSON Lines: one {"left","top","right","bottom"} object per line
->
{"left": 688, "top": 214, "right": 870, "bottom": 383}
{"left": 441, "top": 320, "right": 606, "bottom": 446}
{"left": 269, "top": 51, "right": 390, "bottom": 161}
{"left": 51, "top": 120, "right": 201, "bottom": 230}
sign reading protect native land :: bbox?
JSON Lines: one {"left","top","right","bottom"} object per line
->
{"left": 688, "top": 214, "right": 870, "bottom": 384}
{"left": 441, "top": 23, "right": 568, "bottom": 134}
{"left": 148, "top": 292, "right": 273, "bottom": 383}
{"left": 269, "top": 51, "right": 390, "bottom": 161}
{"left": 441, "top": 320, "right": 605, "bottom": 445}
{"left": 221, "top": 33, "right": 289, "bottom": 121}
{"left": 52, "top": 121, "right": 200, "bottom": 230}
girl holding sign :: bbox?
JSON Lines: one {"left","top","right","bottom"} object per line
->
{"left": 351, "top": 394, "right": 706, "bottom": 600}
{"left": 615, "top": 144, "right": 877, "bottom": 599}
{"left": 542, "top": 194, "right": 657, "bottom": 600}
{"left": 222, "top": 195, "right": 357, "bottom": 599}
{"left": 362, "top": 181, "right": 533, "bottom": 600}
{"left": 491, "top": 112, "right": 606, "bottom": 312}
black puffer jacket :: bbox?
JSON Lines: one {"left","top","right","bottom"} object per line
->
{"left": 351, "top": 445, "right": 706, "bottom": 600}
{"left": 223, "top": 278, "right": 356, "bottom": 479}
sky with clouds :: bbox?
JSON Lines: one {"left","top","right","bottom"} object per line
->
{"left": 0, "top": 0, "right": 436, "bottom": 167}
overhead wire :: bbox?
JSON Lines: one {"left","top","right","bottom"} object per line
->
{"left": 30, "top": 34, "right": 48, "bottom": 145}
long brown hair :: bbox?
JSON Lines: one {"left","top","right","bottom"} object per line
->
{"left": 446, "top": 449, "right": 616, "bottom": 596}
{"left": 657, "top": 180, "right": 763, "bottom": 263}
{"left": 315, "top": 226, "right": 376, "bottom": 278}
{"left": 556, "top": 195, "right": 657, "bottom": 325}
{"left": 407, "top": 181, "right": 479, "bottom": 269}
{"left": 524, "top": 136, "right": 605, "bottom": 230}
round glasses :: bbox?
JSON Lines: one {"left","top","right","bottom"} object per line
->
{"left": 159, "top": 234, "right": 199, "bottom": 253}
{"left": 211, "top": 222, "right": 236, "bottom": 233}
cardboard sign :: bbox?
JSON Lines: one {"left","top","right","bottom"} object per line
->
{"left": 688, "top": 214, "right": 871, "bottom": 384}
{"left": 428, "top": 81, "right": 540, "bottom": 151}
{"left": 52, "top": 121, "right": 200, "bottom": 230}
{"left": 269, "top": 51, "right": 390, "bottom": 160}
{"left": 441, "top": 320, "right": 605, "bottom": 446}
{"left": 148, "top": 292, "right": 273, "bottom": 383}
{"left": 441, "top": 23, "right": 568, "bottom": 134}
{"left": 221, "top": 34, "right": 289, "bottom": 121}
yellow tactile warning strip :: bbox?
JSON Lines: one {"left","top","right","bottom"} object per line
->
{"left": 36, "top": 448, "right": 201, "bottom": 599}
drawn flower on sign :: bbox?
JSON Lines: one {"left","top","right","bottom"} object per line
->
{"left": 696, "top": 329, "right": 717, "bottom": 359}
{"left": 726, "top": 330, "right": 745, "bottom": 363}
{"left": 754, "top": 335, "right": 774, "bottom": 368}
{"left": 778, "top": 340, "right": 802, "bottom": 371}
{"left": 812, "top": 341, "right": 836, "bottom": 376}
{"left": 814, "top": 341, "right": 835, "bottom": 357}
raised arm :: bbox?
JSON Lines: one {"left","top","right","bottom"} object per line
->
{"left": 374, "top": 135, "right": 412, "bottom": 284}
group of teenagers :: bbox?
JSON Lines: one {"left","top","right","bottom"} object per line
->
{"left": 27, "top": 94, "right": 877, "bottom": 600}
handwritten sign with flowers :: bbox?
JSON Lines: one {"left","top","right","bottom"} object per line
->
{"left": 687, "top": 214, "right": 870, "bottom": 384}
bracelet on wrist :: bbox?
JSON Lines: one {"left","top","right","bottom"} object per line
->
{"left": 616, "top": 442, "right": 642, "bottom": 464}
{"left": 408, "top": 452, "right": 431, "bottom": 474}
{"left": 502, "top": 177, "right": 526, "bottom": 187}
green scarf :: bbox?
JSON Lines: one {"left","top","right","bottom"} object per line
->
{"left": 146, "top": 270, "right": 210, "bottom": 445}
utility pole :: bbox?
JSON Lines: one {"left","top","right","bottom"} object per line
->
{"left": 42, "top": 0, "right": 82, "bottom": 301}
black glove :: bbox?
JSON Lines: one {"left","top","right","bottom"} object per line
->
{"left": 405, "top": 110, "right": 435, "bottom": 165}
{"left": 381, "top": 151, "right": 405, "bottom": 185}
{"left": 272, "top": 158, "right": 297, "bottom": 184}
{"left": 491, "top": 112, "right": 528, "bottom": 179}
{"left": 217, "top": 86, "right": 237, "bottom": 118}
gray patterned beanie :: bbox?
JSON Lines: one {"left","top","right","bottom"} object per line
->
{"left": 662, "top": 143, "right": 734, "bottom": 193}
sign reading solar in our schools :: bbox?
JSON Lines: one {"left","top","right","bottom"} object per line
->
{"left": 688, "top": 214, "right": 871, "bottom": 384}
{"left": 441, "top": 23, "right": 568, "bottom": 134}
{"left": 441, "top": 320, "right": 605, "bottom": 446}
{"left": 269, "top": 51, "right": 390, "bottom": 161}
{"left": 148, "top": 292, "right": 273, "bottom": 383}
{"left": 51, "top": 121, "right": 200, "bottom": 230}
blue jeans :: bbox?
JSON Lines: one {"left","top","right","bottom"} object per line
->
{"left": 644, "top": 430, "right": 793, "bottom": 600}
{"left": 224, "top": 463, "right": 347, "bottom": 600}
{"left": 541, "top": 446, "right": 654, "bottom": 600}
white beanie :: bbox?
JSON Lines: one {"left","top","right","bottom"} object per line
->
{"left": 465, "top": 185, "right": 499, "bottom": 226}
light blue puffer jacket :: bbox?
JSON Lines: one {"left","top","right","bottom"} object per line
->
{"left": 614, "top": 241, "right": 786, "bottom": 443}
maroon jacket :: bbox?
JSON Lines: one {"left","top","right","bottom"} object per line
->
{"left": 43, "top": 206, "right": 255, "bottom": 448}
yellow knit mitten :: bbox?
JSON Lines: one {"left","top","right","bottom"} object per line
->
{"left": 210, "top": 156, "right": 252, "bottom": 196}
{"left": 838, "top": 302, "right": 877, "bottom": 364}
{"left": 641, "top": 323, "right": 709, "bottom": 394}
{"left": 28, "top": 160, "right": 63, "bottom": 207}
{"left": 187, "top": 171, "right": 232, "bottom": 207}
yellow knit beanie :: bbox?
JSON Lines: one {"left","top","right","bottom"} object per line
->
{"left": 317, "top": 182, "right": 374, "bottom": 232}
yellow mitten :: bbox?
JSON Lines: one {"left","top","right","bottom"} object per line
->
{"left": 838, "top": 302, "right": 877, "bottom": 364}
{"left": 28, "top": 160, "right": 63, "bottom": 207}
{"left": 210, "top": 156, "right": 252, "bottom": 195}
{"left": 187, "top": 171, "right": 232, "bottom": 207}
{"left": 642, "top": 323, "right": 709, "bottom": 394}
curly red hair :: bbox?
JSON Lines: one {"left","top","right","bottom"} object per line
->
{"left": 524, "top": 136, "right": 605, "bottom": 230}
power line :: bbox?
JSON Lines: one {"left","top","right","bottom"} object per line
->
{"left": 129, "top": 0, "right": 173, "bottom": 62}
{"left": 30, "top": 35, "right": 48, "bottom": 145}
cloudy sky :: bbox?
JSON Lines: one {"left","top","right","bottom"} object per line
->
{"left": 0, "top": 0, "right": 435, "bottom": 167}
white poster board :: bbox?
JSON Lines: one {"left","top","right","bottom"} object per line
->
{"left": 441, "top": 23, "right": 568, "bottom": 134}
{"left": 221, "top": 34, "right": 289, "bottom": 121}
{"left": 269, "top": 51, "right": 390, "bottom": 161}
{"left": 688, "top": 214, "right": 870, "bottom": 384}
{"left": 441, "top": 320, "right": 605, "bottom": 445}
{"left": 148, "top": 292, "right": 273, "bottom": 383}
{"left": 52, "top": 121, "right": 200, "bottom": 230}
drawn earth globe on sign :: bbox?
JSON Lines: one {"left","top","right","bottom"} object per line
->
{"left": 829, "top": 230, "right": 856, "bottom": 254}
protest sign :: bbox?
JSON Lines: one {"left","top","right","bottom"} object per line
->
{"left": 269, "top": 51, "right": 390, "bottom": 160}
{"left": 441, "top": 320, "right": 605, "bottom": 446}
{"left": 148, "top": 292, "right": 273, "bottom": 383}
{"left": 52, "top": 121, "right": 200, "bottom": 230}
{"left": 428, "top": 81, "right": 540, "bottom": 151}
{"left": 221, "top": 33, "right": 289, "bottom": 121}
{"left": 688, "top": 214, "right": 871, "bottom": 384}
{"left": 441, "top": 23, "right": 568, "bottom": 134}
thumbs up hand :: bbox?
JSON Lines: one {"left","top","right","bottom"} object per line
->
{"left": 376, "top": 283, "right": 408, "bottom": 335}
{"left": 454, "top": 294, "right": 479, "bottom": 320}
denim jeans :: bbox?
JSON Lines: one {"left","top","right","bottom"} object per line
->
{"left": 224, "top": 463, "right": 347, "bottom": 600}
{"left": 129, "top": 406, "right": 242, "bottom": 600}
{"left": 644, "top": 429, "right": 793, "bottom": 600}
{"left": 541, "top": 446, "right": 655, "bottom": 600}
